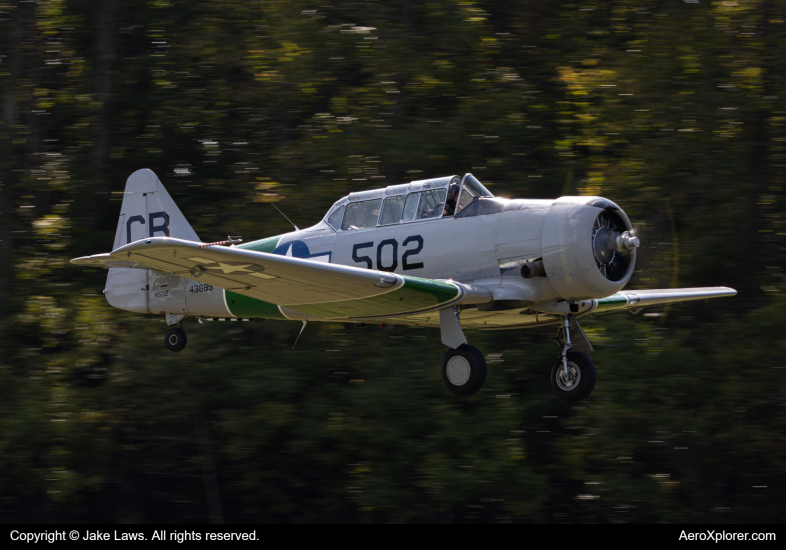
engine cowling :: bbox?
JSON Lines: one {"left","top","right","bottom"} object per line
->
{"left": 541, "top": 197, "right": 638, "bottom": 301}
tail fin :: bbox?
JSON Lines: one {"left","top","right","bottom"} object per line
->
{"left": 106, "top": 169, "right": 198, "bottom": 313}
{"left": 111, "top": 168, "right": 200, "bottom": 250}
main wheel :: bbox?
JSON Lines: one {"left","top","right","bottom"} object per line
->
{"left": 165, "top": 328, "right": 187, "bottom": 352}
{"left": 550, "top": 351, "right": 596, "bottom": 402}
{"left": 441, "top": 344, "right": 487, "bottom": 397}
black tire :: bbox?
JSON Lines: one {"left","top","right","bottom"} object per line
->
{"left": 441, "top": 344, "right": 487, "bottom": 397}
{"left": 165, "top": 328, "right": 187, "bottom": 352}
{"left": 550, "top": 351, "right": 596, "bottom": 402}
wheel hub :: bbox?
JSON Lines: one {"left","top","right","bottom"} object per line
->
{"left": 168, "top": 334, "right": 179, "bottom": 345}
{"left": 446, "top": 356, "right": 471, "bottom": 386}
{"left": 556, "top": 361, "right": 580, "bottom": 391}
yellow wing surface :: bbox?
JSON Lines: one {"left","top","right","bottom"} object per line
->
{"left": 71, "top": 237, "right": 480, "bottom": 319}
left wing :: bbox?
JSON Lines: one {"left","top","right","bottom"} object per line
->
{"left": 72, "top": 237, "right": 490, "bottom": 319}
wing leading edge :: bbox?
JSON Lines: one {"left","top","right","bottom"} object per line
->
{"left": 593, "top": 287, "right": 737, "bottom": 314}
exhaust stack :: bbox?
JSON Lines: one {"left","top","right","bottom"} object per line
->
{"left": 521, "top": 260, "right": 546, "bottom": 279}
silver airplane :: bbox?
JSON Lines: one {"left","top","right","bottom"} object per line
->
{"left": 72, "top": 169, "right": 736, "bottom": 401}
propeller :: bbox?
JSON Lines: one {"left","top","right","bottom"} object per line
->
{"left": 592, "top": 211, "right": 640, "bottom": 282}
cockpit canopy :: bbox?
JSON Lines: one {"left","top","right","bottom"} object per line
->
{"left": 325, "top": 173, "right": 493, "bottom": 232}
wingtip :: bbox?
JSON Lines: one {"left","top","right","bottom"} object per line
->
{"left": 70, "top": 254, "right": 110, "bottom": 268}
{"left": 70, "top": 256, "right": 90, "bottom": 266}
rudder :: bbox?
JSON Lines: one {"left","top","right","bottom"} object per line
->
{"left": 112, "top": 168, "right": 200, "bottom": 250}
{"left": 106, "top": 169, "right": 199, "bottom": 313}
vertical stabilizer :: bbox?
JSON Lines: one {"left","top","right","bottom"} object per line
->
{"left": 106, "top": 169, "right": 199, "bottom": 313}
{"left": 112, "top": 168, "right": 200, "bottom": 250}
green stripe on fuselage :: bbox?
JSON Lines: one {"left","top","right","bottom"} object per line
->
{"left": 227, "top": 235, "right": 284, "bottom": 319}
{"left": 288, "top": 276, "right": 459, "bottom": 319}
{"left": 236, "top": 234, "right": 282, "bottom": 253}
{"left": 594, "top": 293, "right": 629, "bottom": 313}
{"left": 226, "top": 290, "right": 287, "bottom": 320}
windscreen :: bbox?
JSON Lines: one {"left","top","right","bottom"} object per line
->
{"left": 462, "top": 174, "right": 493, "bottom": 197}
{"left": 456, "top": 173, "right": 493, "bottom": 214}
{"left": 327, "top": 205, "right": 345, "bottom": 230}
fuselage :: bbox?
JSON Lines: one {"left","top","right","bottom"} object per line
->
{"left": 106, "top": 173, "right": 638, "bottom": 330}
{"left": 221, "top": 198, "right": 558, "bottom": 329}
{"left": 242, "top": 197, "right": 556, "bottom": 298}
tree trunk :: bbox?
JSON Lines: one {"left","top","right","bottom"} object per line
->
{"left": 0, "top": 4, "right": 25, "bottom": 317}
{"left": 92, "top": 0, "right": 117, "bottom": 167}
{"left": 91, "top": 0, "right": 118, "bottom": 227}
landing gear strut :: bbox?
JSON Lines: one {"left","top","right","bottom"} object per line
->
{"left": 551, "top": 314, "right": 596, "bottom": 402}
{"left": 438, "top": 306, "right": 487, "bottom": 396}
{"left": 165, "top": 327, "right": 187, "bottom": 352}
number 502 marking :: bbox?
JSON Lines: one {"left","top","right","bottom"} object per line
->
{"left": 352, "top": 235, "right": 424, "bottom": 272}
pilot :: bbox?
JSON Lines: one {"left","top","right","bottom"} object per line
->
{"left": 443, "top": 183, "right": 460, "bottom": 216}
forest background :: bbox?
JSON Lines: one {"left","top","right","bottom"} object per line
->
{"left": 1, "top": 0, "right": 785, "bottom": 523}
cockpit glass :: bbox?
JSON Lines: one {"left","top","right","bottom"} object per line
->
{"left": 416, "top": 189, "right": 448, "bottom": 220}
{"left": 361, "top": 200, "right": 381, "bottom": 226}
{"left": 456, "top": 187, "right": 475, "bottom": 214}
{"left": 327, "top": 205, "right": 344, "bottom": 230}
{"left": 379, "top": 195, "right": 405, "bottom": 225}
{"left": 335, "top": 175, "right": 486, "bottom": 228}
{"left": 341, "top": 199, "right": 382, "bottom": 230}
{"left": 341, "top": 203, "right": 364, "bottom": 230}
{"left": 455, "top": 173, "right": 493, "bottom": 214}
{"left": 443, "top": 182, "right": 460, "bottom": 217}
{"left": 462, "top": 174, "right": 493, "bottom": 198}
{"left": 401, "top": 193, "right": 419, "bottom": 221}
{"left": 408, "top": 176, "right": 454, "bottom": 192}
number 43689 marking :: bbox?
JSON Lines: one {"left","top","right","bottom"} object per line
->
{"left": 189, "top": 283, "right": 214, "bottom": 293}
{"left": 352, "top": 235, "right": 423, "bottom": 272}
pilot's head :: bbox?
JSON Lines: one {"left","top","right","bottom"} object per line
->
{"left": 447, "top": 183, "right": 460, "bottom": 205}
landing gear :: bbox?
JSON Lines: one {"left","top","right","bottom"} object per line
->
{"left": 551, "top": 314, "right": 596, "bottom": 402}
{"left": 441, "top": 344, "right": 487, "bottom": 397}
{"left": 165, "top": 327, "right": 187, "bottom": 352}
{"left": 550, "top": 351, "right": 596, "bottom": 402}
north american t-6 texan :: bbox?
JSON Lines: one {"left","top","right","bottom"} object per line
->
{"left": 72, "top": 169, "right": 736, "bottom": 401}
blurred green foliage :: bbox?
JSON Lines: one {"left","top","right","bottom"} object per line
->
{"left": 1, "top": 0, "right": 785, "bottom": 523}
